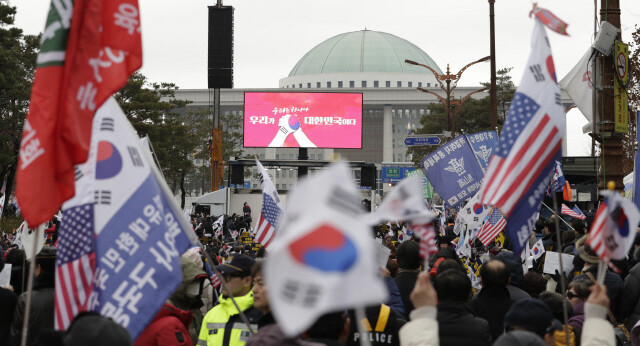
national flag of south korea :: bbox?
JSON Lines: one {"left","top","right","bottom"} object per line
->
{"left": 529, "top": 239, "right": 546, "bottom": 260}
{"left": 587, "top": 190, "right": 640, "bottom": 269}
{"left": 458, "top": 191, "right": 490, "bottom": 231}
{"left": 479, "top": 18, "right": 565, "bottom": 255}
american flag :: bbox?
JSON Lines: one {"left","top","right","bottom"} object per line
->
{"left": 561, "top": 204, "right": 586, "bottom": 220}
{"left": 54, "top": 203, "right": 96, "bottom": 330}
{"left": 477, "top": 208, "right": 507, "bottom": 246}
{"left": 255, "top": 160, "right": 283, "bottom": 251}
{"left": 479, "top": 19, "right": 564, "bottom": 255}
{"left": 411, "top": 222, "right": 437, "bottom": 260}
{"left": 203, "top": 258, "right": 221, "bottom": 288}
{"left": 255, "top": 194, "right": 281, "bottom": 250}
{"left": 480, "top": 93, "right": 561, "bottom": 216}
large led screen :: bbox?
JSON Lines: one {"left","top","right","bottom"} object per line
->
{"left": 243, "top": 92, "right": 363, "bottom": 148}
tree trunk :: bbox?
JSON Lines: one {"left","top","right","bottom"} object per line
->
{"left": 180, "top": 171, "right": 186, "bottom": 209}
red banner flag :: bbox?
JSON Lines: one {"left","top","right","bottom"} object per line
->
{"left": 530, "top": 3, "right": 569, "bottom": 36}
{"left": 17, "top": 0, "right": 142, "bottom": 226}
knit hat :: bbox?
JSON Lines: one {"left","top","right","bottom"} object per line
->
{"left": 504, "top": 299, "right": 561, "bottom": 337}
{"left": 576, "top": 235, "right": 599, "bottom": 264}
{"left": 493, "top": 330, "right": 546, "bottom": 346}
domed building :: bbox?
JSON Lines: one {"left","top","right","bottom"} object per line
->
{"left": 175, "top": 30, "right": 492, "bottom": 196}
{"left": 280, "top": 30, "right": 442, "bottom": 90}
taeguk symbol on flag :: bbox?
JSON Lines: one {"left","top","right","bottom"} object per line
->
{"left": 96, "top": 141, "right": 123, "bottom": 180}
{"left": 289, "top": 224, "right": 358, "bottom": 272}
{"left": 479, "top": 18, "right": 564, "bottom": 256}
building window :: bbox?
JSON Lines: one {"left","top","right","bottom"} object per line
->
{"left": 327, "top": 81, "right": 331, "bottom": 88}
{"left": 386, "top": 81, "right": 391, "bottom": 87}
{"left": 362, "top": 81, "right": 367, "bottom": 88}
{"left": 276, "top": 184, "right": 280, "bottom": 190}
{"left": 318, "top": 154, "right": 323, "bottom": 160}
{"left": 307, "top": 83, "right": 311, "bottom": 88}
{"left": 408, "top": 82, "right": 412, "bottom": 87}
{"left": 397, "top": 81, "right": 402, "bottom": 87}
{"left": 427, "top": 83, "right": 431, "bottom": 87}
{"left": 374, "top": 81, "right": 379, "bottom": 88}
{"left": 275, "top": 154, "right": 279, "bottom": 159}
{"left": 350, "top": 81, "right": 355, "bottom": 88}
{"left": 317, "top": 82, "right": 321, "bottom": 88}
{"left": 338, "top": 81, "right": 343, "bottom": 88}
{"left": 299, "top": 84, "right": 302, "bottom": 88}
{"left": 289, "top": 153, "right": 294, "bottom": 159}
{"left": 418, "top": 82, "right": 422, "bottom": 87}
{"left": 310, "top": 154, "right": 316, "bottom": 160}
{"left": 276, "top": 170, "right": 280, "bottom": 178}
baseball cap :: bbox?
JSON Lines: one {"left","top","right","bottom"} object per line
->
{"left": 504, "top": 299, "right": 561, "bottom": 337}
{"left": 216, "top": 254, "right": 255, "bottom": 277}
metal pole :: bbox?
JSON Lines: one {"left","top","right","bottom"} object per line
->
{"left": 20, "top": 227, "right": 40, "bottom": 346}
{"left": 488, "top": 0, "right": 498, "bottom": 128}
{"left": 551, "top": 192, "right": 571, "bottom": 346}
{"left": 446, "top": 75, "right": 452, "bottom": 133}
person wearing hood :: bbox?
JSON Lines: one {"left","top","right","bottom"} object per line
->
{"left": 170, "top": 255, "right": 210, "bottom": 342}
{"left": 134, "top": 302, "right": 194, "bottom": 346}
{"left": 9, "top": 246, "right": 56, "bottom": 346}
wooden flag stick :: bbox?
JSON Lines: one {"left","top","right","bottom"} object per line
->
{"left": 551, "top": 192, "right": 570, "bottom": 346}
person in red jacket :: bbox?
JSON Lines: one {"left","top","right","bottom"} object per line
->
{"left": 135, "top": 303, "right": 193, "bottom": 346}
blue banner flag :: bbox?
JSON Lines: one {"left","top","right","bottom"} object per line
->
{"left": 546, "top": 160, "right": 566, "bottom": 196}
{"left": 76, "top": 98, "right": 196, "bottom": 340}
{"left": 466, "top": 131, "right": 499, "bottom": 171}
{"left": 420, "top": 135, "right": 485, "bottom": 207}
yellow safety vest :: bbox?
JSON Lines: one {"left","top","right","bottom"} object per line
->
{"left": 197, "top": 291, "right": 259, "bottom": 346}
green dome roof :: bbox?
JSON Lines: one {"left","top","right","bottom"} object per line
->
{"left": 288, "top": 30, "right": 443, "bottom": 77}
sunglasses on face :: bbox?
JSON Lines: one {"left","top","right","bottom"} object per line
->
{"left": 566, "top": 291, "right": 579, "bottom": 299}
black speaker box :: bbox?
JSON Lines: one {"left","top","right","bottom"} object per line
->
{"left": 230, "top": 165, "right": 244, "bottom": 185}
{"left": 360, "top": 166, "right": 376, "bottom": 188}
{"left": 208, "top": 6, "right": 234, "bottom": 89}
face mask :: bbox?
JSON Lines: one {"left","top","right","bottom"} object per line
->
{"left": 186, "top": 281, "right": 201, "bottom": 298}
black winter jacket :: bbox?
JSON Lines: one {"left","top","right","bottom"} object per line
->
{"left": 9, "top": 271, "right": 55, "bottom": 346}
{"left": 437, "top": 301, "right": 491, "bottom": 346}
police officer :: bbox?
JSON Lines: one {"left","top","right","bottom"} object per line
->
{"left": 198, "top": 254, "right": 262, "bottom": 346}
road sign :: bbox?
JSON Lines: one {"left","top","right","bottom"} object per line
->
{"left": 404, "top": 136, "right": 441, "bottom": 146}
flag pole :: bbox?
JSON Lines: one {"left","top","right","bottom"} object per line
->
{"left": 20, "top": 225, "right": 41, "bottom": 346}
{"left": 355, "top": 306, "right": 373, "bottom": 346}
{"left": 541, "top": 202, "right": 576, "bottom": 230}
{"left": 551, "top": 192, "right": 570, "bottom": 346}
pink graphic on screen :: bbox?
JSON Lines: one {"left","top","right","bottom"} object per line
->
{"left": 244, "top": 92, "right": 363, "bottom": 148}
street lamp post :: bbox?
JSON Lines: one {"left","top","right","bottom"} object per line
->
{"left": 406, "top": 57, "right": 490, "bottom": 135}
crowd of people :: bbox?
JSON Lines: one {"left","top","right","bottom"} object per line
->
{"left": 0, "top": 200, "right": 638, "bottom": 346}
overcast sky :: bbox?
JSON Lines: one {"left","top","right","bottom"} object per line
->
{"left": 12, "top": 0, "right": 640, "bottom": 156}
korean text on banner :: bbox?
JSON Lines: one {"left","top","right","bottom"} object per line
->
{"left": 17, "top": 0, "right": 143, "bottom": 227}
{"left": 479, "top": 18, "right": 565, "bottom": 256}
{"left": 466, "top": 131, "right": 499, "bottom": 171}
{"left": 65, "top": 98, "right": 193, "bottom": 340}
{"left": 265, "top": 162, "right": 387, "bottom": 337}
{"left": 421, "top": 135, "right": 485, "bottom": 207}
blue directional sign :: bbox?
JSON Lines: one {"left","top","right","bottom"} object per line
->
{"left": 404, "top": 136, "right": 441, "bottom": 146}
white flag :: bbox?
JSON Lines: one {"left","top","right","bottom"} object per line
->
{"left": 458, "top": 191, "right": 491, "bottom": 231}
{"left": 456, "top": 228, "right": 472, "bottom": 258}
{"left": 212, "top": 215, "right": 224, "bottom": 236}
{"left": 369, "top": 176, "right": 434, "bottom": 224}
{"left": 559, "top": 48, "right": 594, "bottom": 133}
{"left": 265, "top": 162, "right": 387, "bottom": 336}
